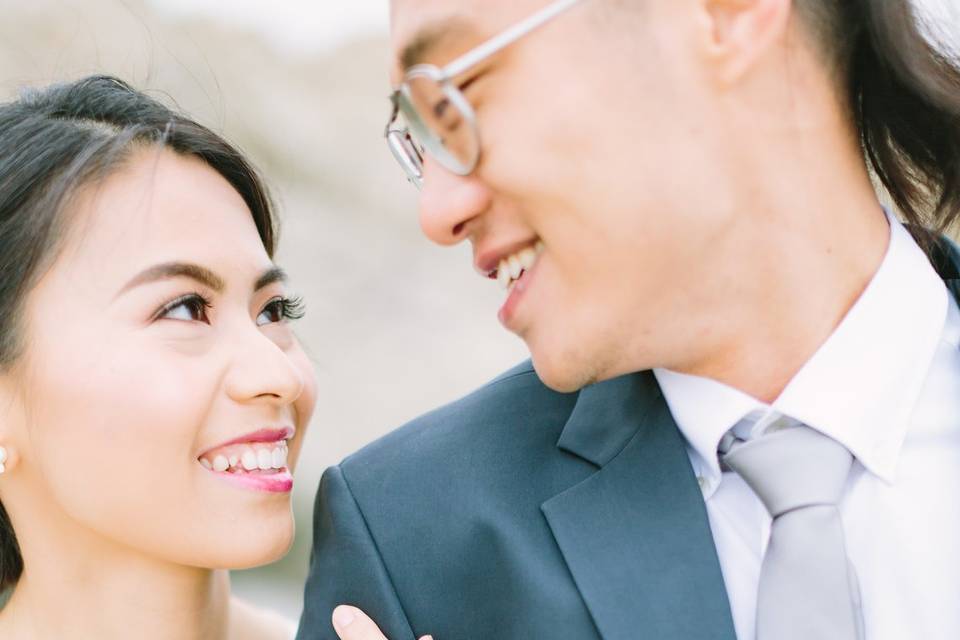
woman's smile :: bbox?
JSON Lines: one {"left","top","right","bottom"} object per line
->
{"left": 198, "top": 428, "right": 295, "bottom": 493}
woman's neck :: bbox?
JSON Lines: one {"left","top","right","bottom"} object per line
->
{"left": 0, "top": 537, "right": 232, "bottom": 639}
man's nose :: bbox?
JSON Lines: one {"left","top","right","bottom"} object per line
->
{"left": 417, "top": 156, "right": 490, "bottom": 246}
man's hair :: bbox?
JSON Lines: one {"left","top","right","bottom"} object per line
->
{"left": 798, "top": 0, "right": 960, "bottom": 237}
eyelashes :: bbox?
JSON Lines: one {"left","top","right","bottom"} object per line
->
{"left": 154, "top": 292, "right": 214, "bottom": 323}
{"left": 278, "top": 295, "right": 306, "bottom": 320}
{"left": 154, "top": 292, "right": 306, "bottom": 325}
{"left": 260, "top": 295, "right": 306, "bottom": 325}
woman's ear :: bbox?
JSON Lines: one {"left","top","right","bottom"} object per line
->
{"left": 0, "top": 377, "right": 24, "bottom": 476}
{"left": 697, "top": 0, "right": 794, "bottom": 85}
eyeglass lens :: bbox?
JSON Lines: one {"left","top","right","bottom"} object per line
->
{"left": 399, "top": 75, "right": 479, "bottom": 175}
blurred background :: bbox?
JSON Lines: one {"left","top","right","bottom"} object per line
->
{"left": 0, "top": 0, "right": 957, "bottom": 624}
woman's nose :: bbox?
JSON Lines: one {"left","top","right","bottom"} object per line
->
{"left": 417, "top": 156, "right": 491, "bottom": 246}
{"left": 225, "top": 326, "right": 305, "bottom": 408}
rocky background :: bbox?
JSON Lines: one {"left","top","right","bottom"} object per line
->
{"left": 0, "top": 0, "right": 957, "bottom": 623}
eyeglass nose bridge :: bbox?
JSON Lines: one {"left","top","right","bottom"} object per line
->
{"left": 386, "top": 127, "right": 424, "bottom": 189}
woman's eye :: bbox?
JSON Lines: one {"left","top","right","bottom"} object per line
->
{"left": 257, "top": 296, "right": 306, "bottom": 327}
{"left": 157, "top": 294, "right": 211, "bottom": 323}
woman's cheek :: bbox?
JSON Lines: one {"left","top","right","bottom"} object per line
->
{"left": 31, "top": 346, "right": 209, "bottom": 533}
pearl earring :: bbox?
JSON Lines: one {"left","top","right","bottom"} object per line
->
{"left": 0, "top": 446, "right": 7, "bottom": 474}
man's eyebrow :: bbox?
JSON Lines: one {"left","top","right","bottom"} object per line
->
{"left": 116, "top": 263, "right": 287, "bottom": 298}
{"left": 400, "top": 19, "right": 477, "bottom": 70}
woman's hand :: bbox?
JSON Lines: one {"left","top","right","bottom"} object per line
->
{"left": 331, "top": 605, "right": 433, "bottom": 640}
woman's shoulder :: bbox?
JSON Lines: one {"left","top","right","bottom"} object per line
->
{"left": 230, "top": 596, "right": 299, "bottom": 640}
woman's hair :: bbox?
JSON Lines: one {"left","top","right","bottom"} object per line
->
{"left": 799, "top": 0, "right": 960, "bottom": 237}
{"left": 0, "top": 75, "right": 277, "bottom": 591}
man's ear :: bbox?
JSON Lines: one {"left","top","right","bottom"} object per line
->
{"left": 696, "top": 0, "right": 794, "bottom": 85}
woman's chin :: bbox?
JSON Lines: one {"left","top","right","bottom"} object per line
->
{"left": 199, "top": 518, "right": 295, "bottom": 570}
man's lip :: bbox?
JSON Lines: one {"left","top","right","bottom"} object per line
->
{"left": 475, "top": 238, "right": 541, "bottom": 276}
{"left": 198, "top": 427, "right": 294, "bottom": 458}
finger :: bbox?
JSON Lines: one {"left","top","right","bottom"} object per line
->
{"left": 331, "top": 605, "right": 435, "bottom": 640}
{"left": 332, "top": 606, "right": 392, "bottom": 640}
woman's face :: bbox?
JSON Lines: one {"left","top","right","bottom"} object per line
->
{"left": 3, "top": 148, "right": 317, "bottom": 569}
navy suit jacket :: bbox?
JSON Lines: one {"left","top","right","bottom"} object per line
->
{"left": 297, "top": 236, "right": 960, "bottom": 640}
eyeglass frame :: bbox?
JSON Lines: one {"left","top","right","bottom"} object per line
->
{"left": 385, "top": 0, "right": 584, "bottom": 189}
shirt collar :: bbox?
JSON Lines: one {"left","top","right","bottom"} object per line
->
{"left": 653, "top": 368, "right": 756, "bottom": 491}
{"left": 656, "top": 210, "right": 949, "bottom": 493}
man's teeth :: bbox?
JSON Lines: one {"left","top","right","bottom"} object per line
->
{"left": 200, "top": 442, "right": 289, "bottom": 473}
{"left": 508, "top": 255, "right": 522, "bottom": 279}
{"left": 497, "top": 241, "right": 545, "bottom": 290}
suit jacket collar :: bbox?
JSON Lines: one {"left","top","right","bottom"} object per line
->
{"left": 555, "top": 371, "right": 663, "bottom": 467}
{"left": 545, "top": 370, "right": 737, "bottom": 640}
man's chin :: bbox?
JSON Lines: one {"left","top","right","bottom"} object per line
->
{"left": 529, "top": 351, "right": 600, "bottom": 394}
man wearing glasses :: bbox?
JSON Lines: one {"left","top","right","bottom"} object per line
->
{"left": 304, "top": 0, "right": 960, "bottom": 639}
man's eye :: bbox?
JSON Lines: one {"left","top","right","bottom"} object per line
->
{"left": 257, "top": 296, "right": 306, "bottom": 327}
{"left": 432, "top": 74, "right": 482, "bottom": 123}
{"left": 157, "top": 294, "right": 212, "bottom": 323}
{"left": 433, "top": 97, "right": 451, "bottom": 119}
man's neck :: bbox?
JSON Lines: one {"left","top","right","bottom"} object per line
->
{"left": 667, "top": 105, "right": 892, "bottom": 402}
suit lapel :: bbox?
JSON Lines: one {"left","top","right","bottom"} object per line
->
{"left": 542, "top": 372, "right": 736, "bottom": 640}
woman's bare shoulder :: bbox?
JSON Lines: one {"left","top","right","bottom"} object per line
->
{"left": 230, "top": 596, "right": 299, "bottom": 640}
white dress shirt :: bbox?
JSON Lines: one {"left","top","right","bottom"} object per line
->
{"left": 654, "top": 212, "right": 960, "bottom": 640}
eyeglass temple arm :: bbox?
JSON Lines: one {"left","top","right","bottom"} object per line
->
{"left": 442, "top": 0, "right": 583, "bottom": 79}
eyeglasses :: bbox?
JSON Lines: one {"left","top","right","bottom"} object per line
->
{"left": 385, "top": 0, "right": 584, "bottom": 189}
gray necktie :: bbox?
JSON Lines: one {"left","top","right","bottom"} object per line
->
{"left": 721, "top": 422, "right": 865, "bottom": 640}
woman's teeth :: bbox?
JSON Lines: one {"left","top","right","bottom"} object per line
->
{"left": 497, "top": 241, "right": 545, "bottom": 290}
{"left": 199, "top": 441, "right": 289, "bottom": 473}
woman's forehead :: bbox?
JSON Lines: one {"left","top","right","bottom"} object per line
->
{"left": 53, "top": 149, "right": 268, "bottom": 290}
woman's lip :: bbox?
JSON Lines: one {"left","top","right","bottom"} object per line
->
{"left": 205, "top": 468, "right": 294, "bottom": 493}
{"left": 198, "top": 427, "right": 294, "bottom": 459}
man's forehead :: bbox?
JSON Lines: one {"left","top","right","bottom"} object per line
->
{"left": 389, "top": 0, "right": 543, "bottom": 75}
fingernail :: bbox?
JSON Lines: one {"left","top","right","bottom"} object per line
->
{"left": 332, "top": 605, "right": 356, "bottom": 629}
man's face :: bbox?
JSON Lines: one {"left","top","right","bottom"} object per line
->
{"left": 390, "top": 0, "right": 742, "bottom": 392}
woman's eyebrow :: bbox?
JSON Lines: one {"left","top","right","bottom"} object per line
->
{"left": 254, "top": 266, "right": 287, "bottom": 292}
{"left": 117, "top": 262, "right": 225, "bottom": 298}
{"left": 115, "top": 263, "right": 286, "bottom": 299}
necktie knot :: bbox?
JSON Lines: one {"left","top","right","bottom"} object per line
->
{"left": 721, "top": 424, "right": 854, "bottom": 518}
{"left": 719, "top": 421, "right": 864, "bottom": 639}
